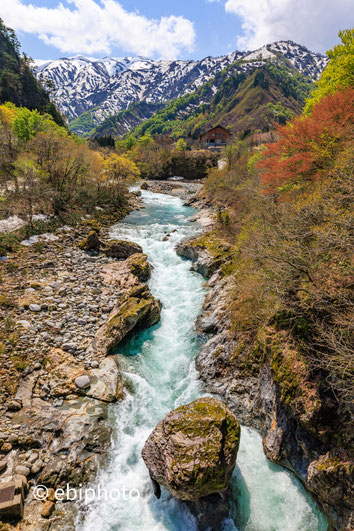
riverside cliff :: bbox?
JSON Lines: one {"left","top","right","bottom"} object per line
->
{"left": 174, "top": 39, "right": 354, "bottom": 526}
{"left": 176, "top": 216, "right": 353, "bottom": 530}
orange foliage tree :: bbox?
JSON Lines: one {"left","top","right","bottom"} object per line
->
{"left": 259, "top": 87, "right": 354, "bottom": 194}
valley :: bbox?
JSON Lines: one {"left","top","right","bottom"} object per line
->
{"left": 0, "top": 14, "right": 352, "bottom": 531}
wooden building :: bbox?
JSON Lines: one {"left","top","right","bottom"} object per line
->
{"left": 199, "top": 125, "right": 231, "bottom": 149}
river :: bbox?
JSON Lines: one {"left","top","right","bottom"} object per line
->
{"left": 78, "top": 190, "right": 327, "bottom": 531}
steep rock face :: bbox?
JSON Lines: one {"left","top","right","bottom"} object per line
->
{"left": 141, "top": 397, "right": 240, "bottom": 501}
{"left": 34, "top": 41, "right": 327, "bottom": 134}
{"left": 185, "top": 230, "right": 353, "bottom": 529}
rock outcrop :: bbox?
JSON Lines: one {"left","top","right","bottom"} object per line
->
{"left": 185, "top": 227, "right": 353, "bottom": 530}
{"left": 126, "top": 253, "right": 151, "bottom": 282}
{"left": 176, "top": 233, "right": 232, "bottom": 277}
{"left": 103, "top": 239, "right": 143, "bottom": 259}
{"left": 142, "top": 397, "right": 240, "bottom": 501}
{"left": 0, "top": 215, "right": 26, "bottom": 234}
{"left": 93, "top": 284, "right": 161, "bottom": 358}
{"left": 77, "top": 229, "right": 101, "bottom": 251}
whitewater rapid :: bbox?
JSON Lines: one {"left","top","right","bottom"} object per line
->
{"left": 79, "top": 190, "right": 327, "bottom": 531}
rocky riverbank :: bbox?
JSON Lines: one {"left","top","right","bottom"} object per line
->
{"left": 176, "top": 227, "right": 353, "bottom": 530}
{"left": 0, "top": 196, "right": 162, "bottom": 528}
{"left": 148, "top": 178, "right": 352, "bottom": 530}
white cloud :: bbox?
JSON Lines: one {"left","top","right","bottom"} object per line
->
{"left": 0, "top": 0, "right": 196, "bottom": 59}
{"left": 224, "top": 0, "right": 353, "bottom": 52}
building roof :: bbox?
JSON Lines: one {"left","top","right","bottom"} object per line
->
{"left": 199, "top": 125, "right": 230, "bottom": 136}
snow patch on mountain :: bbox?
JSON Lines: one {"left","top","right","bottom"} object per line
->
{"left": 34, "top": 41, "right": 328, "bottom": 134}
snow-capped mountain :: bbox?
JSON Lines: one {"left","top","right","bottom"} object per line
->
{"left": 34, "top": 41, "right": 327, "bottom": 134}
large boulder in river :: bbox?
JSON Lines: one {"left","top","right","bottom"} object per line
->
{"left": 126, "top": 253, "right": 151, "bottom": 282}
{"left": 103, "top": 239, "right": 143, "bottom": 259}
{"left": 142, "top": 397, "right": 240, "bottom": 501}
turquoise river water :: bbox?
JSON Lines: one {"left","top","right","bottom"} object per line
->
{"left": 79, "top": 190, "right": 328, "bottom": 531}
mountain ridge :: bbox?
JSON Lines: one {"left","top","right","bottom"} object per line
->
{"left": 34, "top": 40, "right": 328, "bottom": 136}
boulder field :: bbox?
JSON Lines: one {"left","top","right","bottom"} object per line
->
{"left": 0, "top": 221, "right": 161, "bottom": 528}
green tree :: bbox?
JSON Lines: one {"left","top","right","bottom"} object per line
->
{"left": 224, "top": 141, "right": 246, "bottom": 169}
{"left": 267, "top": 102, "right": 294, "bottom": 125}
{"left": 176, "top": 138, "right": 187, "bottom": 152}
{"left": 305, "top": 29, "right": 354, "bottom": 112}
{"left": 12, "top": 108, "right": 59, "bottom": 143}
{"left": 138, "top": 134, "right": 154, "bottom": 149}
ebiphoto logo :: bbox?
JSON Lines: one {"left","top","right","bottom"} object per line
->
{"left": 33, "top": 484, "right": 140, "bottom": 503}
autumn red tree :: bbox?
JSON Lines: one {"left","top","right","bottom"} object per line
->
{"left": 258, "top": 87, "right": 354, "bottom": 194}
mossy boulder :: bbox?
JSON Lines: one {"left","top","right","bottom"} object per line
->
{"left": 176, "top": 233, "right": 232, "bottom": 277}
{"left": 141, "top": 182, "right": 150, "bottom": 190}
{"left": 93, "top": 285, "right": 161, "bottom": 357}
{"left": 142, "top": 397, "right": 240, "bottom": 501}
{"left": 103, "top": 239, "right": 143, "bottom": 259}
{"left": 78, "top": 230, "right": 100, "bottom": 251}
{"left": 307, "top": 453, "right": 354, "bottom": 528}
{"left": 126, "top": 253, "right": 151, "bottom": 282}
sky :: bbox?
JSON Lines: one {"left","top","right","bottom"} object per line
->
{"left": 0, "top": 0, "right": 352, "bottom": 61}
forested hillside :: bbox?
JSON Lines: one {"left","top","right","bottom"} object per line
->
{"left": 95, "top": 56, "right": 314, "bottom": 141}
{"left": 189, "top": 29, "right": 353, "bottom": 528}
{"left": 0, "top": 19, "right": 64, "bottom": 126}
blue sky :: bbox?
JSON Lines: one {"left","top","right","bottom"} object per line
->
{"left": 0, "top": 0, "right": 352, "bottom": 61}
{"left": 17, "top": 0, "right": 242, "bottom": 60}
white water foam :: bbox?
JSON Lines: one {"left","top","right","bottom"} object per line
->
{"left": 78, "top": 191, "right": 327, "bottom": 531}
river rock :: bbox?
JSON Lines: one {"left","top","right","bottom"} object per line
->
{"left": 93, "top": 285, "right": 161, "bottom": 357}
{"left": 31, "top": 459, "right": 44, "bottom": 474}
{"left": 142, "top": 397, "right": 240, "bottom": 501}
{"left": 103, "top": 239, "right": 143, "bottom": 259}
{"left": 41, "top": 500, "right": 55, "bottom": 518}
{"left": 7, "top": 399, "right": 22, "bottom": 411}
{"left": 74, "top": 375, "right": 91, "bottom": 389}
{"left": 78, "top": 230, "right": 100, "bottom": 251}
{"left": 29, "top": 304, "right": 42, "bottom": 312}
{"left": 1, "top": 442, "right": 12, "bottom": 453}
{"left": 126, "top": 253, "right": 151, "bottom": 282}
{"left": 15, "top": 465, "right": 31, "bottom": 477}
{"left": 176, "top": 235, "right": 232, "bottom": 278}
{"left": 307, "top": 453, "right": 354, "bottom": 529}
{"left": 86, "top": 357, "right": 123, "bottom": 402}
{"left": 17, "top": 319, "right": 31, "bottom": 328}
